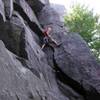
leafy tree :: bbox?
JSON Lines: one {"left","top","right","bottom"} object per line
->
{"left": 64, "top": 4, "right": 100, "bottom": 61}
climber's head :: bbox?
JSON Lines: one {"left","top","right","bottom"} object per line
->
{"left": 43, "top": 26, "right": 52, "bottom": 36}
{"left": 47, "top": 27, "right": 52, "bottom": 33}
{"left": 47, "top": 26, "right": 52, "bottom": 34}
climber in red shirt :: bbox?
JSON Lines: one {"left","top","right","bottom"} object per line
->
{"left": 41, "top": 26, "right": 58, "bottom": 49}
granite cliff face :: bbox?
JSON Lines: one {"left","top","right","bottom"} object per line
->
{"left": 0, "top": 0, "right": 100, "bottom": 100}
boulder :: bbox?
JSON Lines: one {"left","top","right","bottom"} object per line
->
{"left": 54, "top": 33, "right": 100, "bottom": 100}
{"left": 14, "top": 0, "right": 42, "bottom": 31}
{"left": 0, "top": 10, "right": 40, "bottom": 56}
{"left": 38, "top": 5, "right": 100, "bottom": 100}
{"left": 0, "top": 40, "right": 48, "bottom": 100}
{"left": 38, "top": 5, "right": 65, "bottom": 45}
{"left": 38, "top": 5, "right": 60, "bottom": 25}
{"left": 26, "top": 0, "right": 49, "bottom": 14}
{"left": 0, "top": 12, "right": 24, "bottom": 55}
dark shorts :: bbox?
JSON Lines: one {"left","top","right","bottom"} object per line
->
{"left": 43, "top": 36, "right": 49, "bottom": 45}
{"left": 43, "top": 36, "right": 59, "bottom": 47}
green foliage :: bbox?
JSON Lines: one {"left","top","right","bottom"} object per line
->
{"left": 64, "top": 4, "right": 100, "bottom": 61}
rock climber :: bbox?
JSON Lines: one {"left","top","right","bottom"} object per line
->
{"left": 41, "top": 26, "right": 58, "bottom": 49}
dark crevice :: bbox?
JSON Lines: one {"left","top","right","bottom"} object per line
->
{"left": 53, "top": 58, "right": 85, "bottom": 95}
{"left": 16, "top": 94, "right": 20, "bottom": 100}
{"left": 25, "top": 0, "right": 44, "bottom": 15}
{"left": 42, "top": 45, "right": 100, "bottom": 100}
{"left": 18, "top": 30, "right": 40, "bottom": 78}
{"left": 0, "top": 14, "right": 5, "bottom": 22}
{"left": 27, "top": 91, "right": 35, "bottom": 100}
{"left": 57, "top": 80, "right": 84, "bottom": 100}
{"left": 19, "top": 29, "right": 28, "bottom": 59}
{"left": 43, "top": 46, "right": 85, "bottom": 97}
{"left": 43, "top": 46, "right": 85, "bottom": 99}
{"left": 13, "top": 3, "right": 43, "bottom": 38}
{"left": 52, "top": 54, "right": 100, "bottom": 100}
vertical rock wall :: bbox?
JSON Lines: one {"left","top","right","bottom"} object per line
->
{"left": 0, "top": 0, "right": 99, "bottom": 100}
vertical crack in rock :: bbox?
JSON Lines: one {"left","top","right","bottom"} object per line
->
{"left": 43, "top": 45, "right": 100, "bottom": 100}
{"left": 19, "top": 29, "right": 28, "bottom": 59}
{"left": 14, "top": 3, "right": 43, "bottom": 37}
{"left": 0, "top": 0, "right": 100, "bottom": 100}
{"left": 38, "top": 5, "right": 100, "bottom": 100}
{"left": 53, "top": 59, "right": 86, "bottom": 99}
{"left": 42, "top": 46, "right": 85, "bottom": 100}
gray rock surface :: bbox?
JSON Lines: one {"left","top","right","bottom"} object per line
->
{"left": 54, "top": 33, "right": 100, "bottom": 99}
{"left": 3, "top": 0, "right": 13, "bottom": 19}
{"left": 0, "top": 0, "right": 6, "bottom": 21}
{"left": 0, "top": 40, "right": 48, "bottom": 100}
{"left": 14, "top": 0, "right": 42, "bottom": 30}
{"left": 50, "top": 4, "right": 66, "bottom": 22}
{"left": 26, "top": 0, "right": 49, "bottom": 14}
{"left": 18, "top": 11, "right": 69, "bottom": 100}
{"left": 0, "top": 0, "right": 99, "bottom": 100}
{"left": 0, "top": 12, "right": 23, "bottom": 55}
{"left": 38, "top": 5, "right": 100, "bottom": 100}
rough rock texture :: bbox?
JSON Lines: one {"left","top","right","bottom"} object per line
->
{"left": 0, "top": 40, "right": 48, "bottom": 100}
{"left": 3, "top": 0, "right": 13, "bottom": 19}
{"left": 0, "top": 0, "right": 6, "bottom": 21}
{"left": 0, "top": 14, "right": 22, "bottom": 55}
{"left": 0, "top": 0, "right": 100, "bottom": 100}
{"left": 14, "top": 0, "right": 42, "bottom": 30}
{"left": 26, "top": 0, "right": 49, "bottom": 14}
{"left": 38, "top": 5, "right": 100, "bottom": 100}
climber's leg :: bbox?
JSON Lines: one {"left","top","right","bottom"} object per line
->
{"left": 41, "top": 44, "right": 46, "bottom": 49}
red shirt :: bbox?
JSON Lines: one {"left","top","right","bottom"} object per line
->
{"left": 43, "top": 28, "right": 48, "bottom": 36}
